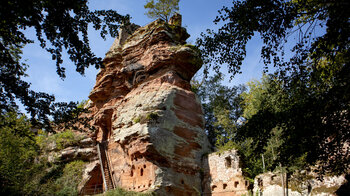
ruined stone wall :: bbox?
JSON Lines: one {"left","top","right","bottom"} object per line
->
{"left": 253, "top": 171, "right": 347, "bottom": 196}
{"left": 202, "top": 150, "right": 249, "bottom": 196}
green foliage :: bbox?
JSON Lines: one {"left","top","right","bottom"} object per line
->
{"left": 190, "top": 79, "right": 202, "bottom": 94}
{"left": 198, "top": 0, "right": 350, "bottom": 176}
{"left": 132, "top": 112, "right": 159, "bottom": 124}
{"left": 103, "top": 187, "right": 155, "bottom": 196}
{"left": 146, "top": 112, "right": 159, "bottom": 121}
{"left": 133, "top": 116, "right": 141, "bottom": 123}
{"left": 184, "top": 44, "right": 201, "bottom": 54}
{"left": 76, "top": 100, "right": 88, "bottom": 109}
{"left": 197, "top": 0, "right": 349, "bottom": 80}
{"left": 48, "top": 160, "right": 86, "bottom": 196}
{"left": 217, "top": 140, "right": 262, "bottom": 181}
{"left": 53, "top": 130, "right": 81, "bottom": 150}
{"left": 0, "top": 112, "right": 39, "bottom": 195}
{"left": 0, "top": 118, "right": 86, "bottom": 195}
{"left": 194, "top": 73, "right": 245, "bottom": 146}
{"left": 21, "top": 160, "right": 86, "bottom": 196}
{"left": 0, "top": 0, "right": 128, "bottom": 131}
{"left": 3, "top": 131, "right": 86, "bottom": 195}
{"left": 144, "top": 0, "right": 180, "bottom": 21}
{"left": 0, "top": 113, "right": 85, "bottom": 195}
{"left": 238, "top": 76, "right": 311, "bottom": 177}
{"left": 37, "top": 129, "right": 82, "bottom": 151}
{"left": 240, "top": 76, "right": 285, "bottom": 119}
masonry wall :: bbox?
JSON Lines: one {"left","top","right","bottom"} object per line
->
{"left": 202, "top": 150, "right": 249, "bottom": 196}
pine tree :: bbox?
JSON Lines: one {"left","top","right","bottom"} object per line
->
{"left": 144, "top": 0, "right": 180, "bottom": 21}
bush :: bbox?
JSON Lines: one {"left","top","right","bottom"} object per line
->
{"left": 36, "top": 129, "right": 82, "bottom": 151}
{"left": 54, "top": 130, "right": 80, "bottom": 150}
{"left": 0, "top": 112, "right": 39, "bottom": 195}
{"left": 53, "top": 160, "right": 86, "bottom": 196}
{"left": 30, "top": 160, "right": 86, "bottom": 196}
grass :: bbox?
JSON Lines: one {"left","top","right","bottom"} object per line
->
{"left": 132, "top": 112, "right": 159, "bottom": 124}
{"left": 98, "top": 187, "right": 155, "bottom": 196}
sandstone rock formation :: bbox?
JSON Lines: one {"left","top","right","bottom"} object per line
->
{"left": 41, "top": 132, "right": 97, "bottom": 164}
{"left": 80, "top": 15, "right": 211, "bottom": 195}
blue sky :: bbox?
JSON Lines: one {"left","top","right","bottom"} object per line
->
{"left": 21, "top": 0, "right": 265, "bottom": 104}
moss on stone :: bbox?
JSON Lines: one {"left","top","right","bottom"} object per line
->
{"left": 184, "top": 44, "right": 200, "bottom": 54}
{"left": 133, "top": 116, "right": 141, "bottom": 124}
{"left": 146, "top": 112, "right": 159, "bottom": 121}
{"left": 311, "top": 185, "right": 339, "bottom": 195}
{"left": 132, "top": 111, "right": 160, "bottom": 124}
{"left": 169, "top": 45, "right": 181, "bottom": 52}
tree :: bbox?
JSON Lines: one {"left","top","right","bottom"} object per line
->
{"left": 239, "top": 72, "right": 348, "bottom": 176}
{"left": 0, "top": 111, "right": 38, "bottom": 194}
{"left": 0, "top": 0, "right": 129, "bottom": 130}
{"left": 198, "top": 0, "right": 349, "bottom": 176}
{"left": 240, "top": 76, "right": 308, "bottom": 194}
{"left": 144, "top": 0, "right": 180, "bottom": 21}
{"left": 197, "top": 0, "right": 349, "bottom": 80}
{"left": 193, "top": 74, "right": 245, "bottom": 146}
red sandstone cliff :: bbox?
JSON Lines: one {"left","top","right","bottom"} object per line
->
{"left": 79, "top": 15, "right": 211, "bottom": 195}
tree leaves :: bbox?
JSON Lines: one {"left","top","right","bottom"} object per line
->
{"left": 0, "top": 0, "right": 128, "bottom": 130}
{"left": 198, "top": 0, "right": 349, "bottom": 176}
{"left": 144, "top": 0, "right": 180, "bottom": 21}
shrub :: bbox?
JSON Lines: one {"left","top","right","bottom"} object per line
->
{"left": 54, "top": 130, "right": 80, "bottom": 150}
{"left": 36, "top": 129, "right": 82, "bottom": 151}
{"left": 53, "top": 160, "right": 86, "bottom": 196}
{"left": 133, "top": 116, "right": 141, "bottom": 123}
{"left": 0, "top": 112, "right": 38, "bottom": 195}
{"left": 145, "top": 112, "right": 159, "bottom": 121}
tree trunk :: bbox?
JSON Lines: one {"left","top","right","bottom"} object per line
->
{"left": 280, "top": 163, "right": 286, "bottom": 196}
{"left": 286, "top": 172, "right": 289, "bottom": 196}
{"left": 262, "top": 154, "right": 265, "bottom": 173}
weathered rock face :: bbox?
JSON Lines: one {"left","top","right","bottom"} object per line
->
{"left": 83, "top": 16, "right": 211, "bottom": 195}
{"left": 43, "top": 134, "right": 97, "bottom": 164}
{"left": 202, "top": 150, "right": 249, "bottom": 196}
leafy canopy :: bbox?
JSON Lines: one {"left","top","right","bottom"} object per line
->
{"left": 0, "top": 110, "right": 89, "bottom": 195}
{"left": 193, "top": 74, "right": 245, "bottom": 146}
{"left": 144, "top": 0, "right": 180, "bottom": 21}
{"left": 0, "top": 112, "right": 38, "bottom": 194}
{"left": 198, "top": 0, "right": 349, "bottom": 175}
{"left": 0, "top": 0, "right": 128, "bottom": 130}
